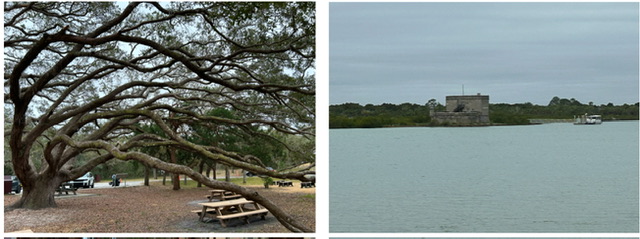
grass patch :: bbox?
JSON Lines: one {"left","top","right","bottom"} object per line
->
{"left": 149, "top": 176, "right": 280, "bottom": 188}
{"left": 301, "top": 194, "right": 315, "bottom": 199}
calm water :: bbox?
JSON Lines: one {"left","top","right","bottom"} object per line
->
{"left": 330, "top": 121, "right": 639, "bottom": 232}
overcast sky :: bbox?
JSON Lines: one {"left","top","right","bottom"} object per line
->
{"left": 329, "top": 2, "right": 639, "bottom": 106}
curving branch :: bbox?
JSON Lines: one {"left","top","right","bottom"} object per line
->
{"left": 56, "top": 135, "right": 312, "bottom": 232}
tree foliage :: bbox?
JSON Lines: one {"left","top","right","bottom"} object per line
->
{"left": 492, "top": 97, "right": 639, "bottom": 122}
{"left": 5, "top": 2, "right": 314, "bottom": 232}
{"left": 329, "top": 102, "right": 434, "bottom": 128}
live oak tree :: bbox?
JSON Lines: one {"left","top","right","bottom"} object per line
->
{"left": 4, "top": 2, "right": 315, "bottom": 232}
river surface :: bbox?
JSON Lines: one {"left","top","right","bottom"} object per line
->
{"left": 329, "top": 121, "right": 639, "bottom": 232}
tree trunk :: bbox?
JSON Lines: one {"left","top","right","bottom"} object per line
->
{"left": 143, "top": 165, "right": 150, "bottom": 186}
{"left": 10, "top": 176, "right": 62, "bottom": 209}
{"left": 213, "top": 162, "right": 217, "bottom": 180}
{"left": 242, "top": 169, "right": 247, "bottom": 184}
{"left": 169, "top": 147, "right": 180, "bottom": 190}
{"left": 197, "top": 160, "right": 204, "bottom": 188}
{"left": 225, "top": 165, "right": 230, "bottom": 182}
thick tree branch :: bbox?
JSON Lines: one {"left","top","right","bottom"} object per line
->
{"left": 56, "top": 135, "right": 312, "bottom": 232}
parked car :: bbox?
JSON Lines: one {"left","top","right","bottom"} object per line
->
{"left": 69, "top": 172, "right": 95, "bottom": 188}
{"left": 9, "top": 176, "right": 21, "bottom": 194}
{"left": 4, "top": 176, "right": 22, "bottom": 194}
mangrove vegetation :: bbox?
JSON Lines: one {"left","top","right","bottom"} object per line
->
{"left": 330, "top": 96, "right": 639, "bottom": 128}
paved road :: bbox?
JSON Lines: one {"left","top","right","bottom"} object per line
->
{"left": 9, "top": 179, "right": 164, "bottom": 195}
{"left": 12, "top": 176, "right": 246, "bottom": 193}
{"left": 93, "top": 177, "right": 223, "bottom": 189}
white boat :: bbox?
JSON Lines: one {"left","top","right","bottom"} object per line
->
{"left": 574, "top": 114, "right": 602, "bottom": 125}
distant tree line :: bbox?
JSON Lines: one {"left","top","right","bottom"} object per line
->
{"left": 330, "top": 96, "right": 639, "bottom": 128}
{"left": 330, "top": 102, "right": 436, "bottom": 128}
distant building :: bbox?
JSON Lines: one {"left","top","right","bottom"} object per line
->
{"left": 431, "top": 93, "right": 490, "bottom": 126}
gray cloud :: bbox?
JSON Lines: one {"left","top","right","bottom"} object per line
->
{"left": 330, "top": 2, "right": 639, "bottom": 105}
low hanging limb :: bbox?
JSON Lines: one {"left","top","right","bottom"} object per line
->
{"left": 59, "top": 135, "right": 313, "bottom": 232}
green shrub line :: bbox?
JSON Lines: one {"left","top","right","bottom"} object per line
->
{"left": 330, "top": 98, "right": 639, "bottom": 129}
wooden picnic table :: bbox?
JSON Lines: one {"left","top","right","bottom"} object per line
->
{"left": 195, "top": 198, "right": 269, "bottom": 227}
{"left": 301, "top": 181, "right": 315, "bottom": 188}
{"left": 276, "top": 180, "right": 293, "bottom": 187}
{"left": 207, "top": 189, "right": 243, "bottom": 201}
{"left": 56, "top": 182, "right": 77, "bottom": 195}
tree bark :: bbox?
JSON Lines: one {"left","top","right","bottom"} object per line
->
{"left": 225, "top": 165, "right": 230, "bottom": 182}
{"left": 9, "top": 175, "right": 63, "bottom": 209}
{"left": 242, "top": 169, "right": 247, "bottom": 184}
{"left": 169, "top": 147, "right": 180, "bottom": 190}
{"left": 213, "top": 162, "right": 217, "bottom": 180}
{"left": 144, "top": 164, "right": 150, "bottom": 186}
{"left": 197, "top": 160, "right": 204, "bottom": 187}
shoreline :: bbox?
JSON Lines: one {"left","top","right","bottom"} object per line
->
{"left": 329, "top": 119, "right": 638, "bottom": 129}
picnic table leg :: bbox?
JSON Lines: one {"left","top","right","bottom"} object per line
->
{"left": 199, "top": 206, "right": 207, "bottom": 222}
{"left": 253, "top": 202, "right": 267, "bottom": 220}
{"left": 241, "top": 214, "right": 250, "bottom": 224}
{"left": 215, "top": 208, "right": 227, "bottom": 227}
{"left": 234, "top": 204, "right": 250, "bottom": 224}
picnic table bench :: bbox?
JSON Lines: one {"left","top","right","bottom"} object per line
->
{"left": 300, "top": 181, "right": 315, "bottom": 188}
{"left": 195, "top": 198, "right": 269, "bottom": 227}
{"left": 56, "top": 183, "right": 77, "bottom": 195}
{"left": 276, "top": 180, "right": 293, "bottom": 187}
{"left": 206, "top": 189, "right": 243, "bottom": 202}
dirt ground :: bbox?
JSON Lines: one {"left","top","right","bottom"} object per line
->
{"left": 4, "top": 183, "right": 315, "bottom": 233}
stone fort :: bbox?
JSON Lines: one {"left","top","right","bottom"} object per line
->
{"left": 431, "top": 93, "right": 490, "bottom": 126}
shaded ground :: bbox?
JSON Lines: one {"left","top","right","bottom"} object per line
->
{"left": 4, "top": 183, "right": 315, "bottom": 233}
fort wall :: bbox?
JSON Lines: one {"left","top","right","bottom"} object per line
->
{"left": 432, "top": 94, "right": 490, "bottom": 126}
